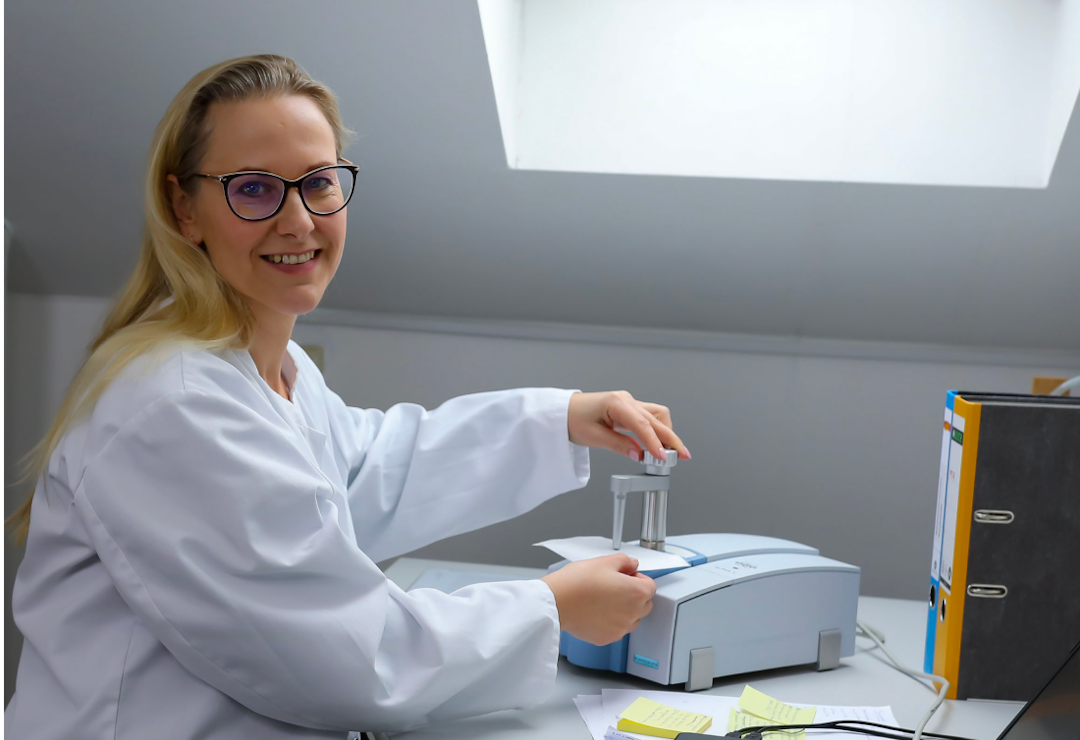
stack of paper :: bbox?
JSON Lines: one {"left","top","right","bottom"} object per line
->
{"left": 572, "top": 685, "right": 898, "bottom": 740}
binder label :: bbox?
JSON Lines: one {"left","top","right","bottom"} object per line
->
{"left": 941, "top": 414, "right": 965, "bottom": 592}
{"left": 931, "top": 409, "right": 952, "bottom": 581}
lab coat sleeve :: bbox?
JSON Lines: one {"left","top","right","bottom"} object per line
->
{"left": 73, "top": 389, "right": 564, "bottom": 731}
{"left": 328, "top": 387, "right": 591, "bottom": 562}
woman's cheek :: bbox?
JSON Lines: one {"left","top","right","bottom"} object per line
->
{"left": 325, "top": 222, "right": 347, "bottom": 272}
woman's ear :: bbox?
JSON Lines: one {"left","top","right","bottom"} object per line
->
{"left": 166, "top": 174, "right": 202, "bottom": 244}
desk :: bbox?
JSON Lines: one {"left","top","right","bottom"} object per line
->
{"left": 383, "top": 558, "right": 1023, "bottom": 740}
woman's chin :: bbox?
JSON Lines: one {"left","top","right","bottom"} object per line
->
{"left": 271, "top": 288, "right": 326, "bottom": 317}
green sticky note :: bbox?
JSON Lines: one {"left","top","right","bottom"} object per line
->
{"left": 737, "top": 685, "right": 817, "bottom": 725}
{"left": 728, "top": 709, "right": 806, "bottom": 740}
{"left": 616, "top": 697, "right": 712, "bottom": 739}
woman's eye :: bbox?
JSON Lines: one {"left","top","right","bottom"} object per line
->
{"left": 240, "top": 182, "right": 266, "bottom": 196}
{"left": 305, "top": 177, "right": 331, "bottom": 191}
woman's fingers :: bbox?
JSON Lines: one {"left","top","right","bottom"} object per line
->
{"left": 640, "top": 402, "right": 673, "bottom": 428}
{"left": 619, "top": 397, "right": 687, "bottom": 460}
{"left": 644, "top": 412, "right": 690, "bottom": 460}
{"left": 567, "top": 390, "right": 690, "bottom": 461}
{"left": 607, "top": 395, "right": 689, "bottom": 460}
{"left": 614, "top": 397, "right": 666, "bottom": 460}
{"left": 593, "top": 426, "right": 645, "bottom": 461}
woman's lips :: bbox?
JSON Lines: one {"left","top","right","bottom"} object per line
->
{"left": 261, "top": 249, "right": 322, "bottom": 274}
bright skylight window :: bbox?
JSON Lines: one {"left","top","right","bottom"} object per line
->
{"left": 479, "top": 0, "right": 1080, "bottom": 188}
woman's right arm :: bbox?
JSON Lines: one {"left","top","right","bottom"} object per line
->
{"left": 73, "top": 389, "right": 565, "bottom": 732}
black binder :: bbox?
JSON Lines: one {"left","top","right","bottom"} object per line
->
{"left": 927, "top": 391, "right": 1080, "bottom": 701}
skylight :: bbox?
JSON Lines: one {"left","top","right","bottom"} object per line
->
{"left": 479, "top": 0, "right": 1080, "bottom": 188}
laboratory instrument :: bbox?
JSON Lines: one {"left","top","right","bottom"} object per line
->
{"left": 556, "top": 450, "right": 860, "bottom": 691}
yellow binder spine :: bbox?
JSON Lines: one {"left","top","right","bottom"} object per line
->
{"left": 933, "top": 394, "right": 981, "bottom": 698}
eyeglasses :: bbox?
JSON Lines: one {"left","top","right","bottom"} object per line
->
{"left": 193, "top": 163, "right": 358, "bottom": 221}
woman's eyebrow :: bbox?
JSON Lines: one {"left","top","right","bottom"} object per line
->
{"left": 228, "top": 162, "right": 338, "bottom": 175}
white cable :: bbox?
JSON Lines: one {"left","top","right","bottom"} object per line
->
{"left": 1049, "top": 375, "right": 1080, "bottom": 397}
{"left": 856, "top": 621, "right": 950, "bottom": 740}
{"left": 858, "top": 621, "right": 887, "bottom": 644}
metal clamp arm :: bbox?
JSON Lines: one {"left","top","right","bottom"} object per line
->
{"left": 613, "top": 490, "right": 627, "bottom": 551}
{"left": 610, "top": 475, "right": 671, "bottom": 494}
{"left": 611, "top": 475, "right": 670, "bottom": 550}
{"left": 609, "top": 450, "right": 679, "bottom": 551}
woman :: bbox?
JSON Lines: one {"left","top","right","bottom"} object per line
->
{"left": 4, "top": 55, "right": 688, "bottom": 739}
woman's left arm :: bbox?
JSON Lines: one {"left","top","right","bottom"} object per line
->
{"left": 324, "top": 386, "right": 688, "bottom": 564}
{"left": 326, "top": 388, "right": 589, "bottom": 562}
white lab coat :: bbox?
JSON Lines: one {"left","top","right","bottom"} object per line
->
{"left": 5, "top": 341, "right": 590, "bottom": 739}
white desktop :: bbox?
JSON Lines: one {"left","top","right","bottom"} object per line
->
{"left": 383, "top": 557, "right": 1023, "bottom": 740}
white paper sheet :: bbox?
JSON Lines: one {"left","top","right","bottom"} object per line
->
{"left": 535, "top": 537, "right": 691, "bottom": 573}
{"left": 573, "top": 694, "right": 608, "bottom": 739}
{"left": 813, "top": 703, "right": 899, "bottom": 725}
{"left": 577, "top": 688, "right": 899, "bottom": 740}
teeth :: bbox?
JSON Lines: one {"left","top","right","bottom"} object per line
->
{"left": 265, "top": 250, "right": 316, "bottom": 265}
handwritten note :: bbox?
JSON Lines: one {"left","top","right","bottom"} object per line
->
{"left": 616, "top": 697, "right": 712, "bottom": 739}
{"left": 728, "top": 708, "right": 806, "bottom": 740}
{"left": 738, "top": 685, "right": 817, "bottom": 725}
{"left": 585, "top": 688, "right": 896, "bottom": 740}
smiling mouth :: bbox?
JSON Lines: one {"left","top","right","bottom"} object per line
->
{"left": 261, "top": 249, "right": 321, "bottom": 265}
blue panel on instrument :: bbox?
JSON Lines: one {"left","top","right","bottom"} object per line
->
{"left": 557, "top": 554, "right": 704, "bottom": 672}
{"left": 560, "top": 631, "right": 629, "bottom": 673}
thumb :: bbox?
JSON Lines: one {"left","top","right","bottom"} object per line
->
{"left": 611, "top": 553, "right": 640, "bottom": 575}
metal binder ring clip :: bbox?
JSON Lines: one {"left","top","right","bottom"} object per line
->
{"left": 973, "top": 510, "right": 1014, "bottom": 524}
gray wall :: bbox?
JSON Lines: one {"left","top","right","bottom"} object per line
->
{"left": 7, "top": 292, "right": 1077, "bottom": 703}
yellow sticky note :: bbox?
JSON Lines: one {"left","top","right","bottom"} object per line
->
{"left": 728, "top": 709, "right": 806, "bottom": 740}
{"left": 737, "top": 685, "right": 817, "bottom": 725}
{"left": 616, "top": 697, "right": 712, "bottom": 739}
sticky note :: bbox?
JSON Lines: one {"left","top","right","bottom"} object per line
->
{"left": 728, "top": 709, "right": 806, "bottom": 740}
{"left": 738, "top": 685, "right": 817, "bottom": 725}
{"left": 616, "top": 697, "right": 712, "bottom": 739}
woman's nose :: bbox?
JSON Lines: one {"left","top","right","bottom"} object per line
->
{"left": 276, "top": 187, "right": 315, "bottom": 238}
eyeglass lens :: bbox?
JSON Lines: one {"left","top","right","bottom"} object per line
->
{"left": 225, "top": 166, "right": 355, "bottom": 220}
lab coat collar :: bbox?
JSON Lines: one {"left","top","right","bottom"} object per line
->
{"left": 280, "top": 347, "right": 298, "bottom": 399}
{"left": 231, "top": 345, "right": 334, "bottom": 485}
{"left": 233, "top": 344, "right": 298, "bottom": 403}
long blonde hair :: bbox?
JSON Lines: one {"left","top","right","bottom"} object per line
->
{"left": 7, "top": 54, "right": 353, "bottom": 544}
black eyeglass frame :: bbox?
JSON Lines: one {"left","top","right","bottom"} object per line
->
{"left": 192, "top": 163, "right": 359, "bottom": 222}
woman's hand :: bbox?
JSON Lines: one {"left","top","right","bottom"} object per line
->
{"left": 567, "top": 391, "right": 690, "bottom": 462}
{"left": 540, "top": 554, "right": 656, "bottom": 645}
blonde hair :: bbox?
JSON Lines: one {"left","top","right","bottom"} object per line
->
{"left": 7, "top": 54, "right": 353, "bottom": 544}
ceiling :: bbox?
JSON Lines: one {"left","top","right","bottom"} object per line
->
{"left": 5, "top": 0, "right": 1080, "bottom": 351}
